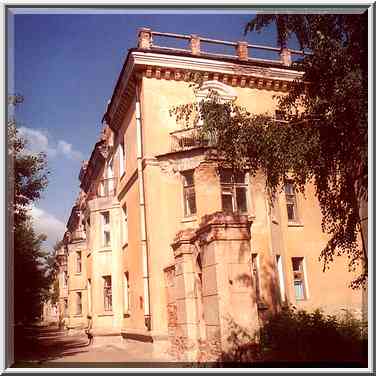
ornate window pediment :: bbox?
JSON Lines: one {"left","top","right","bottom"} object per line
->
{"left": 195, "top": 80, "right": 237, "bottom": 102}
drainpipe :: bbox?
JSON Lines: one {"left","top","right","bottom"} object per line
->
{"left": 135, "top": 81, "right": 151, "bottom": 331}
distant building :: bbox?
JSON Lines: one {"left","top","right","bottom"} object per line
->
{"left": 56, "top": 28, "right": 363, "bottom": 359}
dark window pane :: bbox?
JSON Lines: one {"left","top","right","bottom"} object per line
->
{"left": 236, "top": 187, "right": 247, "bottom": 213}
{"left": 104, "top": 231, "right": 111, "bottom": 246}
{"left": 186, "top": 194, "right": 197, "bottom": 215}
{"left": 222, "top": 193, "right": 234, "bottom": 212}
{"left": 183, "top": 171, "right": 194, "bottom": 186}
{"left": 292, "top": 258, "right": 302, "bottom": 272}
{"left": 285, "top": 183, "right": 294, "bottom": 195}
{"left": 287, "top": 203, "right": 295, "bottom": 221}
{"left": 219, "top": 169, "right": 233, "bottom": 183}
{"left": 233, "top": 172, "right": 246, "bottom": 184}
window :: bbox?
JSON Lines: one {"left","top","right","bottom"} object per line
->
{"left": 76, "top": 251, "right": 82, "bottom": 273}
{"left": 63, "top": 270, "right": 68, "bottom": 288}
{"left": 124, "top": 272, "right": 130, "bottom": 314}
{"left": 101, "top": 211, "right": 111, "bottom": 247}
{"left": 285, "top": 182, "right": 298, "bottom": 222}
{"left": 292, "top": 257, "right": 306, "bottom": 300}
{"left": 275, "top": 110, "right": 288, "bottom": 123}
{"left": 220, "top": 169, "right": 248, "bottom": 213}
{"left": 76, "top": 292, "right": 82, "bottom": 315}
{"left": 64, "top": 298, "right": 68, "bottom": 317}
{"left": 276, "top": 255, "right": 286, "bottom": 302}
{"left": 118, "top": 141, "right": 125, "bottom": 177}
{"left": 182, "top": 170, "right": 197, "bottom": 217}
{"left": 251, "top": 253, "right": 261, "bottom": 302}
{"left": 122, "top": 204, "right": 128, "bottom": 245}
{"left": 87, "top": 279, "right": 92, "bottom": 314}
{"left": 103, "top": 276, "right": 112, "bottom": 311}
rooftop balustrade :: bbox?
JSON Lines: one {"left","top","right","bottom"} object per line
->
{"left": 138, "top": 28, "right": 310, "bottom": 67}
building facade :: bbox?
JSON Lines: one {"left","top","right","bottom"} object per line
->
{"left": 56, "top": 28, "right": 364, "bottom": 357}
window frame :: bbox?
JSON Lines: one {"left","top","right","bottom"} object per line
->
{"left": 251, "top": 253, "right": 261, "bottom": 302}
{"left": 62, "top": 270, "right": 68, "bottom": 288}
{"left": 291, "top": 257, "right": 308, "bottom": 301}
{"left": 101, "top": 211, "right": 111, "bottom": 247}
{"left": 182, "top": 170, "right": 197, "bottom": 218}
{"left": 124, "top": 272, "right": 131, "bottom": 315}
{"left": 103, "top": 275, "right": 112, "bottom": 312}
{"left": 76, "top": 292, "right": 82, "bottom": 315}
{"left": 118, "top": 141, "right": 126, "bottom": 178}
{"left": 220, "top": 169, "right": 249, "bottom": 214}
{"left": 76, "top": 251, "right": 82, "bottom": 274}
{"left": 284, "top": 182, "right": 300, "bottom": 224}
{"left": 276, "top": 255, "right": 286, "bottom": 302}
{"left": 122, "top": 204, "right": 128, "bottom": 247}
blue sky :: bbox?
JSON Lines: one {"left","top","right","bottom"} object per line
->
{"left": 9, "top": 9, "right": 298, "bottom": 250}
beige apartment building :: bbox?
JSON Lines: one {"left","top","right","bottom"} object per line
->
{"left": 56, "top": 28, "right": 364, "bottom": 357}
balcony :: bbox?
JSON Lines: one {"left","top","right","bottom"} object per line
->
{"left": 87, "top": 177, "right": 117, "bottom": 200}
{"left": 170, "top": 126, "right": 217, "bottom": 152}
{"left": 97, "top": 177, "right": 117, "bottom": 198}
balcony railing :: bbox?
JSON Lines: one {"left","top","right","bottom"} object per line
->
{"left": 170, "top": 126, "right": 217, "bottom": 152}
{"left": 138, "top": 28, "right": 310, "bottom": 67}
{"left": 97, "top": 177, "right": 117, "bottom": 198}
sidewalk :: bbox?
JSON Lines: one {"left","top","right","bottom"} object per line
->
{"left": 14, "top": 325, "right": 179, "bottom": 367}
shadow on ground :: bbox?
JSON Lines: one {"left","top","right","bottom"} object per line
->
{"left": 14, "top": 324, "right": 90, "bottom": 365}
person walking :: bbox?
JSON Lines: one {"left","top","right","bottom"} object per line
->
{"left": 85, "top": 315, "right": 94, "bottom": 346}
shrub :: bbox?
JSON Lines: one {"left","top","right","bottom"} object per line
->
{"left": 259, "top": 305, "right": 367, "bottom": 364}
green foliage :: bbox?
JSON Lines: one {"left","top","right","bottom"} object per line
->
{"left": 9, "top": 123, "right": 48, "bottom": 229}
{"left": 14, "top": 219, "right": 50, "bottom": 322}
{"left": 170, "top": 13, "right": 368, "bottom": 288}
{"left": 8, "top": 103, "right": 53, "bottom": 323}
{"left": 259, "top": 305, "right": 367, "bottom": 363}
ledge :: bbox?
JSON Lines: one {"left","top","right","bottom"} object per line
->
{"left": 98, "top": 248, "right": 112, "bottom": 253}
{"left": 181, "top": 215, "right": 197, "bottom": 223}
{"left": 120, "top": 328, "right": 169, "bottom": 343}
{"left": 98, "top": 312, "right": 114, "bottom": 317}
{"left": 287, "top": 222, "right": 304, "bottom": 228}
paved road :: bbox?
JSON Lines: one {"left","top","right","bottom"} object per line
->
{"left": 14, "top": 325, "right": 178, "bottom": 368}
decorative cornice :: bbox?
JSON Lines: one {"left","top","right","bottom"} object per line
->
{"left": 104, "top": 49, "right": 305, "bottom": 131}
{"left": 132, "top": 51, "right": 303, "bottom": 88}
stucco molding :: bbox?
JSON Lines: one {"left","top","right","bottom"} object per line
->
{"left": 132, "top": 51, "right": 303, "bottom": 83}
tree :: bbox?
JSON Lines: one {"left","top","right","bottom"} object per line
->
{"left": 170, "top": 13, "right": 367, "bottom": 288}
{"left": 8, "top": 99, "right": 52, "bottom": 322}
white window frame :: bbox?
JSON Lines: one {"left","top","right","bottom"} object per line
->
{"left": 76, "top": 251, "right": 82, "bottom": 274}
{"left": 276, "top": 255, "right": 286, "bottom": 302}
{"left": 76, "top": 292, "right": 82, "bottom": 315}
{"left": 220, "top": 169, "right": 249, "bottom": 214}
{"left": 124, "top": 272, "right": 130, "bottom": 314}
{"left": 62, "top": 270, "right": 68, "bottom": 288}
{"left": 291, "top": 257, "right": 308, "bottom": 301}
{"left": 285, "top": 182, "right": 299, "bottom": 223}
{"left": 122, "top": 204, "right": 128, "bottom": 246}
{"left": 182, "top": 170, "right": 197, "bottom": 218}
{"left": 251, "top": 253, "right": 261, "bottom": 302}
{"left": 87, "top": 279, "right": 92, "bottom": 314}
{"left": 118, "top": 142, "right": 125, "bottom": 177}
{"left": 103, "top": 275, "right": 112, "bottom": 312}
{"left": 101, "top": 211, "right": 111, "bottom": 247}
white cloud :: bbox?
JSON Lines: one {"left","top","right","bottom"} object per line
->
{"left": 18, "top": 127, "right": 83, "bottom": 161}
{"left": 29, "top": 205, "right": 66, "bottom": 249}
{"left": 57, "top": 140, "right": 83, "bottom": 160}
